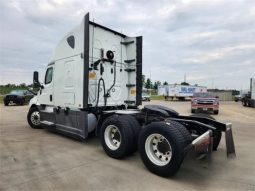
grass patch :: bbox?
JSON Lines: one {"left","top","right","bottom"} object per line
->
{"left": 150, "top": 95, "right": 165, "bottom": 100}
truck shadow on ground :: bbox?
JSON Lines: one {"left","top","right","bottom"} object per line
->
{"left": 40, "top": 127, "right": 235, "bottom": 185}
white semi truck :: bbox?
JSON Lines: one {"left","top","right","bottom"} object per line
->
{"left": 27, "top": 13, "right": 235, "bottom": 177}
{"left": 158, "top": 84, "right": 207, "bottom": 101}
{"left": 241, "top": 78, "right": 255, "bottom": 108}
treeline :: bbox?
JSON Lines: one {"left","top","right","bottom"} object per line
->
{"left": 0, "top": 83, "right": 32, "bottom": 95}
{"left": 142, "top": 75, "right": 190, "bottom": 89}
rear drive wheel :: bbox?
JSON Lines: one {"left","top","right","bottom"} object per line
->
{"left": 189, "top": 114, "right": 221, "bottom": 151}
{"left": 121, "top": 115, "right": 141, "bottom": 153}
{"left": 100, "top": 115, "right": 134, "bottom": 159}
{"left": 165, "top": 120, "right": 192, "bottom": 148}
{"left": 139, "top": 122, "right": 186, "bottom": 177}
{"left": 27, "top": 107, "right": 41, "bottom": 129}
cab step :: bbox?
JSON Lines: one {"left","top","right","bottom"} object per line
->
{"left": 124, "top": 59, "right": 135, "bottom": 64}
{"left": 126, "top": 84, "right": 136, "bottom": 87}
{"left": 124, "top": 68, "right": 136, "bottom": 72}
{"left": 40, "top": 120, "right": 55, "bottom": 128}
{"left": 120, "top": 41, "right": 134, "bottom": 45}
{"left": 124, "top": 100, "right": 136, "bottom": 104}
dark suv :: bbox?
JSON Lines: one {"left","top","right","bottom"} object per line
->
{"left": 4, "top": 90, "right": 34, "bottom": 106}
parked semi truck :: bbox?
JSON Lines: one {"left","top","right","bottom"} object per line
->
{"left": 158, "top": 84, "right": 207, "bottom": 101}
{"left": 27, "top": 13, "right": 235, "bottom": 177}
{"left": 241, "top": 78, "right": 255, "bottom": 108}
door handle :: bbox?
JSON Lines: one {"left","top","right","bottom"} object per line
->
{"left": 50, "top": 95, "right": 52, "bottom": 102}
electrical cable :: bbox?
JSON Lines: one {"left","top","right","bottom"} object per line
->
{"left": 95, "top": 77, "right": 106, "bottom": 108}
{"left": 106, "top": 61, "right": 117, "bottom": 97}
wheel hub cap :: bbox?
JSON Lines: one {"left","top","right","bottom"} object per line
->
{"left": 31, "top": 111, "right": 40, "bottom": 126}
{"left": 145, "top": 134, "right": 172, "bottom": 166}
{"left": 104, "top": 125, "right": 121, "bottom": 150}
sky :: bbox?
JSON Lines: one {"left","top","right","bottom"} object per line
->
{"left": 0, "top": 0, "right": 255, "bottom": 90}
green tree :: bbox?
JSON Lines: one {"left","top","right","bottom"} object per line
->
{"left": 153, "top": 81, "right": 161, "bottom": 89}
{"left": 20, "top": 83, "right": 26, "bottom": 88}
{"left": 181, "top": 82, "right": 190, "bottom": 85}
{"left": 145, "top": 78, "right": 152, "bottom": 89}
{"left": 163, "top": 81, "right": 168, "bottom": 85}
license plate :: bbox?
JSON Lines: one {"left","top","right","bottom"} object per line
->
{"left": 203, "top": 108, "right": 207, "bottom": 111}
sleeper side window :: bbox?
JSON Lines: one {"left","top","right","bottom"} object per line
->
{"left": 45, "top": 67, "right": 53, "bottom": 84}
{"left": 67, "top": 35, "right": 75, "bottom": 49}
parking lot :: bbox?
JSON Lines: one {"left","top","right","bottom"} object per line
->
{"left": 0, "top": 101, "right": 254, "bottom": 191}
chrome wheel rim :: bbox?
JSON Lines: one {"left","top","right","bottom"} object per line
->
{"left": 104, "top": 125, "right": 121, "bottom": 150}
{"left": 31, "top": 111, "right": 40, "bottom": 126}
{"left": 145, "top": 133, "right": 172, "bottom": 166}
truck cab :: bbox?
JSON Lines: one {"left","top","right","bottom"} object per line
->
{"left": 28, "top": 13, "right": 142, "bottom": 136}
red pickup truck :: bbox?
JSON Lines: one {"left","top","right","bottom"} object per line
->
{"left": 191, "top": 92, "right": 219, "bottom": 114}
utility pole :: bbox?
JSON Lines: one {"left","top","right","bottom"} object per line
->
{"left": 150, "top": 70, "right": 152, "bottom": 95}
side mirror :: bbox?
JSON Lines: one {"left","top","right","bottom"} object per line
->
{"left": 33, "top": 71, "right": 43, "bottom": 88}
{"left": 33, "top": 71, "right": 39, "bottom": 84}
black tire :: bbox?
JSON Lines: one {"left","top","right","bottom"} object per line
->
{"left": 120, "top": 115, "right": 141, "bottom": 153}
{"left": 139, "top": 122, "right": 186, "bottom": 177}
{"left": 27, "top": 107, "right": 41, "bottom": 129}
{"left": 100, "top": 115, "right": 134, "bottom": 159}
{"left": 4, "top": 101, "right": 9, "bottom": 106}
{"left": 213, "top": 110, "right": 219, "bottom": 115}
{"left": 166, "top": 120, "right": 192, "bottom": 148}
{"left": 189, "top": 114, "right": 221, "bottom": 151}
{"left": 19, "top": 99, "right": 24, "bottom": 106}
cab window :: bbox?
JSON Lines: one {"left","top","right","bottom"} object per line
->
{"left": 45, "top": 67, "right": 53, "bottom": 84}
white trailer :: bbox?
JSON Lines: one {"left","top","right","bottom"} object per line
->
{"left": 158, "top": 84, "right": 207, "bottom": 100}
{"left": 27, "top": 13, "right": 235, "bottom": 177}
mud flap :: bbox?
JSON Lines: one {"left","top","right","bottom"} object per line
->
{"left": 225, "top": 123, "right": 236, "bottom": 157}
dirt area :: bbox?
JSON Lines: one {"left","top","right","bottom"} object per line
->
{"left": 0, "top": 101, "right": 254, "bottom": 191}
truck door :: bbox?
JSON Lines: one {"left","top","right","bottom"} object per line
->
{"left": 39, "top": 65, "right": 54, "bottom": 105}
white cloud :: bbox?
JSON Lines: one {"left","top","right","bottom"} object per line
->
{"left": 183, "top": 43, "right": 255, "bottom": 64}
